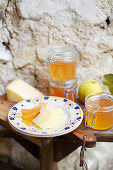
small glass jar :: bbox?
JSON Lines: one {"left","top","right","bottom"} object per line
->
{"left": 85, "top": 92, "right": 113, "bottom": 130}
{"left": 47, "top": 46, "right": 78, "bottom": 82}
{"left": 49, "top": 79, "right": 77, "bottom": 102}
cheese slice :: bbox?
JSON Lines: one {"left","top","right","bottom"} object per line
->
{"left": 7, "top": 78, "right": 43, "bottom": 102}
{"left": 45, "top": 113, "right": 64, "bottom": 129}
{"left": 33, "top": 107, "right": 65, "bottom": 129}
{"left": 33, "top": 107, "right": 52, "bottom": 129}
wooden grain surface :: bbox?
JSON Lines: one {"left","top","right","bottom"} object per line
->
{"left": 0, "top": 95, "right": 52, "bottom": 147}
{"left": 0, "top": 95, "right": 113, "bottom": 144}
{"left": 40, "top": 140, "right": 54, "bottom": 170}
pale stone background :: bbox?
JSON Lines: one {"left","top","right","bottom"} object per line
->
{"left": 0, "top": 0, "right": 113, "bottom": 169}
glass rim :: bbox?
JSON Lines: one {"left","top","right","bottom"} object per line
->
{"left": 85, "top": 92, "right": 113, "bottom": 111}
{"left": 47, "top": 45, "right": 78, "bottom": 62}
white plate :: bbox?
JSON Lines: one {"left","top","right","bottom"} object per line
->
{"left": 8, "top": 96, "right": 83, "bottom": 137}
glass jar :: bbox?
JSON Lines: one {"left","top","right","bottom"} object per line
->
{"left": 49, "top": 79, "right": 77, "bottom": 102}
{"left": 47, "top": 46, "right": 78, "bottom": 82}
{"left": 85, "top": 92, "right": 113, "bottom": 130}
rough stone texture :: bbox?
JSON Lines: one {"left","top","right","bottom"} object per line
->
{"left": 0, "top": 0, "right": 113, "bottom": 169}
{"left": 0, "top": 0, "right": 113, "bottom": 95}
{"left": 11, "top": 139, "right": 40, "bottom": 170}
{"left": 0, "top": 137, "right": 40, "bottom": 170}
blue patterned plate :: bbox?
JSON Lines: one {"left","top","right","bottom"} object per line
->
{"left": 8, "top": 96, "right": 83, "bottom": 137}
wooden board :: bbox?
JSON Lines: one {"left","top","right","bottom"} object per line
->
{"left": 0, "top": 95, "right": 113, "bottom": 143}
{"left": 0, "top": 95, "right": 53, "bottom": 147}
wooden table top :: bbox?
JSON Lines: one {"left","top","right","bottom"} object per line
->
{"left": 0, "top": 94, "right": 113, "bottom": 147}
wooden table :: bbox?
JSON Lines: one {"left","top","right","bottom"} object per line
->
{"left": 0, "top": 95, "right": 113, "bottom": 170}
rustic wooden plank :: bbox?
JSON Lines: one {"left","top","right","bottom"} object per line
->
{"left": 0, "top": 162, "right": 23, "bottom": 170}
{"left": 15, "top": 138, "right": 40, "bottom": 160}
{"left": 0, "top": 128, "right": 21, "bottom": 138}
{"left": 53, "top": 136, "right": 80, "bottom": 162}
{"left": 0, "top": 95, "right": 52, "bottom": 147}
{"left": 0, "top": 128, "right": 41, "bottom": 160}
{"left": 40, "top": 140, "right": 54, "bottom": 170}
{"left": 72, "top": 129, "right": 96, "bottom": 147}
{"left": 0, "top": 94, "right": 112, "bottom": 144}
{"left": 65, "top": 131, "right": 96, "bottom": 148}
{"left": 53, "top": 163, "right": 58, "bottom": 170}
{"left": 0, "top": 94, "right": 15, "bottom": 127}
{"left": 78, "top": 115, "right": 113, "bottom": 142}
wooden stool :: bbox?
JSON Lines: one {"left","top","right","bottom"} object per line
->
{"left": 0, "top": 95, "right": 113, "bottom": 170}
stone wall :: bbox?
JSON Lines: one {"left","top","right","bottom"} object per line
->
{"left": 0, "top": 0, "right": 113, "bottom": 169}
{"left": 0, "top": 0, "right": 113, "bottom": 95}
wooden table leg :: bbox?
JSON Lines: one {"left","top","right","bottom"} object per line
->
{"left": 53, "top": 163, "right": 57, "bottom": 170}
{"left": 40, "top": 140, "right": 54, "bottom": 170}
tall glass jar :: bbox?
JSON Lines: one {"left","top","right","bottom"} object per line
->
{"left": 47, "top": 46, "right": 78, "bottom": 82}
{"left": 49, "top": 79, "right": 77, "bottom": 102}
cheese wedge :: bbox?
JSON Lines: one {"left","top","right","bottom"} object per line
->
{"left": 33, "top": 107, "right": 64, "bottom": 129}
{"left": 7, "top": 78, "right": 43, "bottom": 102}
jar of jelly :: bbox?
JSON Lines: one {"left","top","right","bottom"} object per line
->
{"left": 47, "top": 46, "right": 78, "bottom": 82}
{"left": 49, "top": 79, "right": 77, "bottom": 102}
{"left": 85, "top": 92, "right": 113, "bottom": 130}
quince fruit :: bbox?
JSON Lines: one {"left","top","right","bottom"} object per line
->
{"left": 78, "top": 79, "right": 102, "bottom": 104}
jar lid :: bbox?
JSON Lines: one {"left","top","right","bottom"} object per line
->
{"left": 49, "top": 78, "right": 77, "bottom": 90}
{"left": 47, "top": 46, "right": 78, "bottom": 63}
